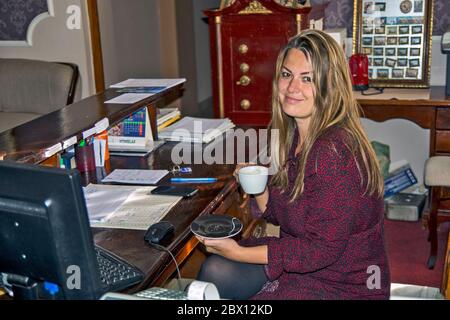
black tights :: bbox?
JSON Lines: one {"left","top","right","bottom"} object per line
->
{"left": 197, "top": 254, "right": 268, "bottom": 300}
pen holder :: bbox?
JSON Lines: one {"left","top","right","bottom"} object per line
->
{"left": 75, "top": 143, "right": 96, "bottom": 173}
{"left": 95, "top": 130, "right": 110, "bottom": 161}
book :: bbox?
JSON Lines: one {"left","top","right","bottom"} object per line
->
{"left": 158, "top": 117, "right": 235, "bottom": 143}
{"left": 158, "top": 115, "right": 181, "bottom": 131}
{"left": 157, "top": 107, "right": 181, "bottom": 126}
{"left": 384, "top": 163, "right": 418, "bottom": 198}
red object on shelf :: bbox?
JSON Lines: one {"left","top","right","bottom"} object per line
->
{"left": 349, "top": 53, "right": 369, "bottom": 91}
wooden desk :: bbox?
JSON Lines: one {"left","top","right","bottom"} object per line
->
{"left": 0, "top": 85, "right": 183, "bottom": 164}
{"left": 0, "top": 84, "right": 261, "bottom": 293}
{"left": 358, "top": 86, "right": 450, "bottom": 157}
{"left": 92, "top": 146, "right": 260, "bottom": 291}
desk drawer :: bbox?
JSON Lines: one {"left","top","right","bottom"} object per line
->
{"left": 436, "top": 130, "right": 450, "bottom": 153}
{"left": 437, "top": 108, "right": 450, "bottom": 129}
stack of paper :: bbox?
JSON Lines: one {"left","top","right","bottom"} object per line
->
{"left": 157, "top": 107, "right": 181, "bottom": 131}
{"left": 101, "top": 169, "right": 168, "bottom": 185}
{"left": 110, "top": 78, "right": 186, "bottom": 89}
{"left": 158, "top": 117, "right": 235, "bottom": 143}
{"left": 107, "top": 79, "right": 186, "bottom": 105}
{"left": 84, "top": 184, "right": 182, "bottom": 230}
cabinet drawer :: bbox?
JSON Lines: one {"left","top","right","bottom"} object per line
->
{"left": 436, "top": 130, "right": 450, "bottom": 153}
{"left": 437, "top": 108, "right": 450, "bottom": 129}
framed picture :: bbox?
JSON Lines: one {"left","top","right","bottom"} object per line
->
{"left": 373, "top": 47, "right": 384, "bottom": 56}
{"left": 397, "top": 48, "right": 408, "bottom": 56}
{"left": 385, "top": 48, "right": 396, "bottom": 56}
{"left": 353, "top": 0, "right": 434, "bottom": 88}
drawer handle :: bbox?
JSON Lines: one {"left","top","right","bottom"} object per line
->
{"left": 236, "top": 75, "right": 251, "bottom": 86}
{"left": 240, "top": 63, "right": 250, "bottom": 73}
{"left": 238, "top": 44, "right": 249, "bottom": 54}
{"left": 240, "top": 99, "right": 251, "bottom": 110}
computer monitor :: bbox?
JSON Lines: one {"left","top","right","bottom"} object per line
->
{"left": 0, "top": 161, "right": 108, "bottom": 299}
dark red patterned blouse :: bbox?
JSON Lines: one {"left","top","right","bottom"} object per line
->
{"left": 241, "top": 126, "right": 391, "bottom": 300}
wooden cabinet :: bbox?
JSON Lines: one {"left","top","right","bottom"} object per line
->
{"left": 358, "top": 87, "right": 450, "bottom": 158}
{"left": 205, "top": 0, "right": 310, "bottom": 126}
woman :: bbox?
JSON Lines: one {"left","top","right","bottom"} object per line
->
{"left": 196, "top": 30, "right": 390, "bottom": 300}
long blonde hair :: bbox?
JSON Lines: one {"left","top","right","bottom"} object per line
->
{"left": 269, "top": 29, "right": 383, "bottom": 201}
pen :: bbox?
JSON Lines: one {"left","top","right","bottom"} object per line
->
{"left": 170, "top": 177, "right": 217, "bottom": 184}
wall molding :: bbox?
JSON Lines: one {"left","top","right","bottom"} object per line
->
{"left": 0, "top": 0, "right": 54, "bottom": 46}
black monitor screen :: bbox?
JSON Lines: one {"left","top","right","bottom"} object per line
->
{"left": 0, "top": 161, "right": 106, "bottom": 299}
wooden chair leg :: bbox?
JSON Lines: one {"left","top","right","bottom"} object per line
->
{"left": 427, "top": 186, "right": 441, "bottom": 269}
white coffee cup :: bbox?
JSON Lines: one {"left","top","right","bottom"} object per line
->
{"left": 238, "top": 166, "right": 269, "bottom": 195}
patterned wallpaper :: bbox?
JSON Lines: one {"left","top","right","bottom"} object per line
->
{"left": 0, "top": 0, "right": 49, "bottom": 41}
{"left": 312, "top": 0, "right": 450, "bottom": 36}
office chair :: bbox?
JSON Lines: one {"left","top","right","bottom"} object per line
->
{"left": 0, "top": 58, "right": 79, "bottom": 132}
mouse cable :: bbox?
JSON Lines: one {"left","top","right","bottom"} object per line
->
{"left": 149, "top": 243, "right": 183, "bottom": 291}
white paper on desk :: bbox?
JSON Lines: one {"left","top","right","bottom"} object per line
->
{"left": 110, "top": 78, "right": 186, "bottom": 89}
{"left": 84, "top": 184, "right": 136, "bottom": 222}
{"left": 104, "top": 93, "right": 153, "bottom": 104}
{"left": 87, "top": 185, "right": 182, "bottom": 230}
{"left": 101, "top": 169, "right": 168, "bottom": 185}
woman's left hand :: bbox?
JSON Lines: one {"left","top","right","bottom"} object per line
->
{"left": 196, "top": 236, "right": 241, "bottom": 261}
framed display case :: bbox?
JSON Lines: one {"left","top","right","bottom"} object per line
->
{"left": 353, "top": 0, "right": 434, "bottom": 88}
{"left": 220, "top": 0, "right": 308, "bottom": 9}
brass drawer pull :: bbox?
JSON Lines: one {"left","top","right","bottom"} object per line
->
{"left": 240, "top": 99, "right": 251, "bottom": 110}
{"left": 236, "top": 75, "right": 251, "bottom": 86}
{"left": 240, "top": 63, "right": 250, "bottom": 73}
{"left": 238, "top": 44, "right": 249, "bottom": 54}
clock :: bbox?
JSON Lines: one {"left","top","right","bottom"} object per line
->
{"left": 400, "top": 0, "right": 412, "bottom": 14}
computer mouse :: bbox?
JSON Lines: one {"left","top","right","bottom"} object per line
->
{"left": 144, "top": 221, "right": 174, "bottom": 244}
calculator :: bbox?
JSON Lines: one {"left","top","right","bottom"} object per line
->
{"left": 100, "top": 287, "right": 188, "bottom": 300}
{"left": 135, "top": 287, "right": 188, "bottom": 300}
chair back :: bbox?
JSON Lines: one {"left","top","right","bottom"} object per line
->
{"left": 0, "top": 58, "right": 79, "bottom": 114}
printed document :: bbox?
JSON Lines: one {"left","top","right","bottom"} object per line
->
{"left": 84, "top": 184, "right": 137, "bottom": 222}
{"left": 102, "top": 169, "right": 168, "bottom": 185}
{"left": 84, "top": 184, "right": 182, "bottom": 230}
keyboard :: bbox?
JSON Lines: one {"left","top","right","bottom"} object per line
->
{"left": 135, "top": 287, "right": 188, "bottom": 300}
{"left": 95, "top": 246, "right": 144, "bottom": 292}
